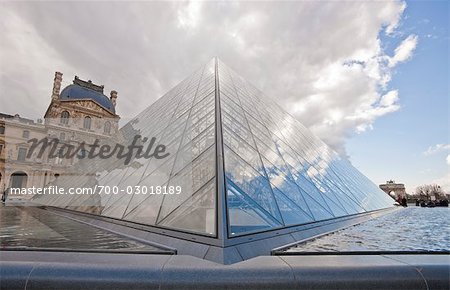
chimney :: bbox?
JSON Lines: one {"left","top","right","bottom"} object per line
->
{"left": 110, "top": 90, "right": 118, "bottom": 108}
{"left": 52, "top": 72, "right": 63, "bottom": 101}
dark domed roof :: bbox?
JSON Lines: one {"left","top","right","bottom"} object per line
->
{"left": 59, "top": 81, "right": 115, "bottom": 114}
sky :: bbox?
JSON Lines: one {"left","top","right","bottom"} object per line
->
{"left": 0, "top": 1, "right": 448, "bottom": 193}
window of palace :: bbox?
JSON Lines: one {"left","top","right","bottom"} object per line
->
{"left": 104, "top": 121, "right": 111, "bottom": 134}
{"left": 17, "top": 148, "right": 27, "bottom": 161}
{"left": 61, "top": 111, "right": 70, "bottom": 125}
{"left": 83, "top": 116, "right": 91, "bottom": 130}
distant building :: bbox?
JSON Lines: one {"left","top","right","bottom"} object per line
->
{"left": 0, "top": 72, "right": 120, "bottom": 195}
{"left": 379, "top": 180, "right": 406, "bottom": 200}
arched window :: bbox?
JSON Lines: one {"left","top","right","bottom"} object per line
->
{"left": 60, "top": 111, "right": 69, "bottom": 125}
{"left": 83, "top": 116, "right": 91, "bottom": 130}
{"left": 0, "top": 125, "right": 5, "bottom": 134}
{"left": 10, "top": 171, "right": 28, "bottom": 189}
{"left": 104, "top": 121, "right": 111, "bottom": 134}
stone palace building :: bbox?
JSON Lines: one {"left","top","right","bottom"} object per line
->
{"left": 0, "top": 72, "right": 120, "bottom": 195}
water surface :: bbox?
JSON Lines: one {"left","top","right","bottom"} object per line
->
{"left": 0, "top": 205, "right": 171, "bottom": 253}
{"left": 281, "top": 207, "right": 450, "bottom": 253}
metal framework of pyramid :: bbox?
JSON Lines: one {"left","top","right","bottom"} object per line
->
{"left": 34, "top": 58, "right": 394, "bottom": 250}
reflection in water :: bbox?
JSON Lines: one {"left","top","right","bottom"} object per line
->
{"left": 0, "top": 205, "right": 170, "bottom": 252}
{"left": 282, "top": 207, "right": 450, "bottom": 253}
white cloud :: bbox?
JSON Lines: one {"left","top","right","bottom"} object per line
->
{"left": 423, "top": 144, "right": 450, "bottom": 156}
{"left": 0, "top": 1, "right": 412, "bottom": 156}
{"left": 447, "top": 154, "right": 450, "bottom": 165}
{"left": 176, "top": 1, "right": 203, "bottom": 30}
{"left": 379, "top": 90, "right": 399, "bottom": 107}
{"left": 384, "top": 1, "right": 407, "bottom": 35}
{"left": 388, "top": 34, "right": 418, "bottom": 67}
{"left": 0, "top": 8, "right": 76, "bottom": 120}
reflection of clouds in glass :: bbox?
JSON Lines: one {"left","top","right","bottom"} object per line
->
{"left": 220, "top": 59, "right": 394, "bottom": 235}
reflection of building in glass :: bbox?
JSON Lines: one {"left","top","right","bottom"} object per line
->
{"left": 0, "top": 73, "right": 120, "bottom": 194}
{"left": 379, "top": 180, "right": 406, "bottom": 200}
{"left": 33, "top": 58, "right": 395, "bottom": 263}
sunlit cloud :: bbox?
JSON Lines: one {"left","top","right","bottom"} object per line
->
{"left": 388, "top": 34, "right": 419, "bottom": 67}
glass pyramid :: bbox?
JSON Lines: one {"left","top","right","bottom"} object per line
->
{"left": 33, "top": 58, "right": 395, "bottom": 240}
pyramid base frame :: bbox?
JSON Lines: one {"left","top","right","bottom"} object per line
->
{"left": 41, "top": 206, "right": 399, "bottom": 264}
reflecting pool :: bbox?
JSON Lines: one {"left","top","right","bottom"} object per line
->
{"left": 0, "top": 205, "right": 172, "bottom": 253}
{"left": 280, "top": 207, "right": 450, "bottom": 253}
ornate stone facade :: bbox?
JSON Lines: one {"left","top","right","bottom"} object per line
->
{"left": 0, "top": 72, "right": 120, "bottom": 198}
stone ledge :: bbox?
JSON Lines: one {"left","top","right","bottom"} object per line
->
{"left": 1, "top": 252, "right": 448, "bottom": 290}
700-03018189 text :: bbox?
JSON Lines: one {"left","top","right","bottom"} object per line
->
{"left": 95, "top": 185, "right": 182, "bottom": 195}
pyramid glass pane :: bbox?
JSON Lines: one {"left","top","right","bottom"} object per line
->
{"left": 226, "top": 178, "right": 282, "bottom": 236}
